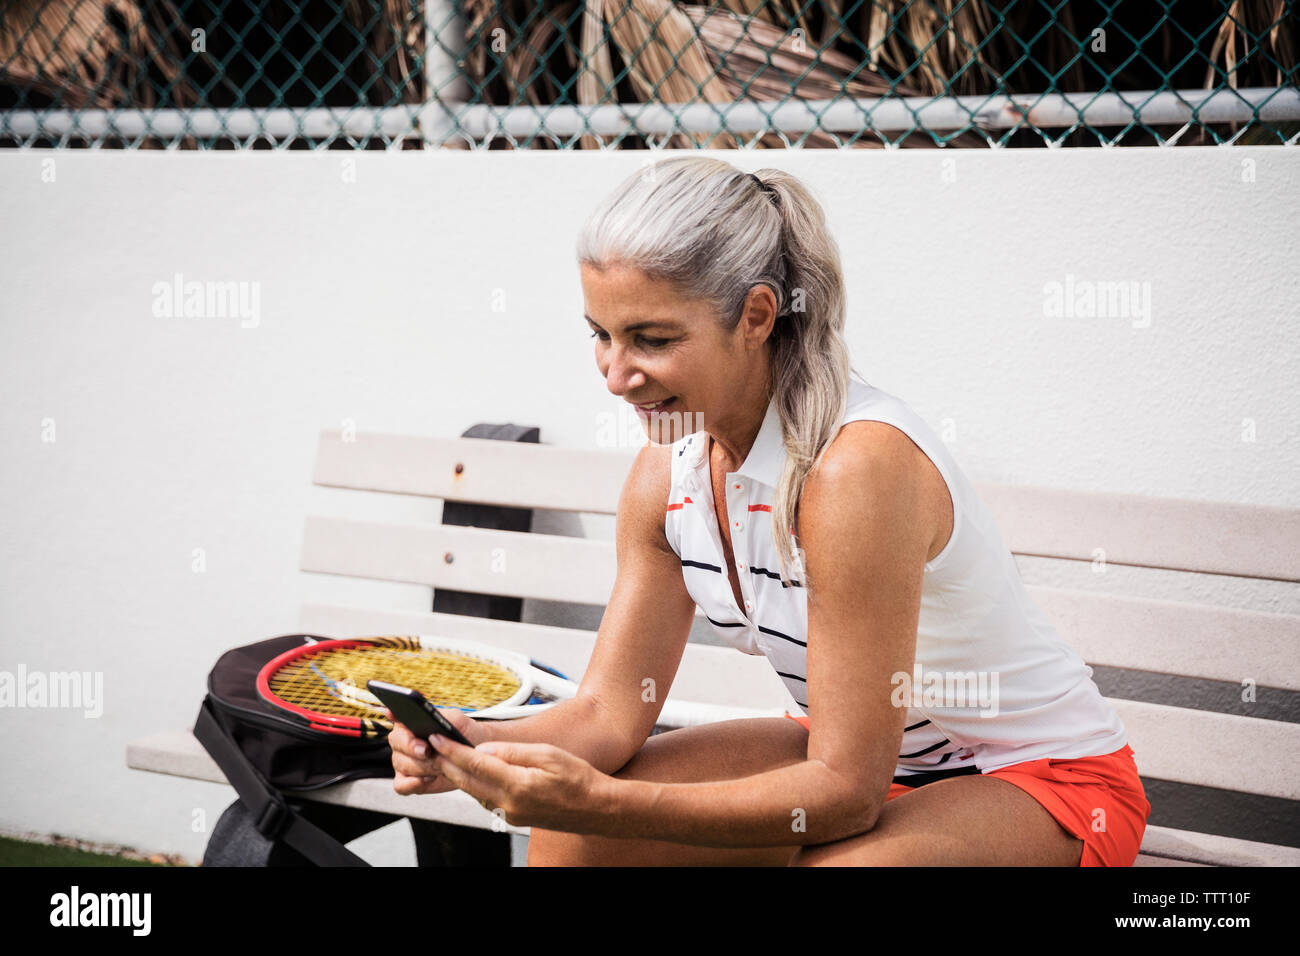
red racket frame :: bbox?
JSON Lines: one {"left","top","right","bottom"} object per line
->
{"left": 256, "top": 638, "right": 394, "bottom": 738}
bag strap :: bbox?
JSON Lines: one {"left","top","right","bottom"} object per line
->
{"left": 194, "top": 697, "right": 370, "bottom": 867}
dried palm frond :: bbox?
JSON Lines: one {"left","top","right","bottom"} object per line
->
{"left": 507, "top": 0, "right": 582, "bottom": 146}
{"left": 1205, "top": 0, "right": 1298, "bottom": 90}
{"left": 577, "top": 0, "right": 620, "bottom": 147}
{"left": 0, "top": 0, "right": 204, "bottom": 115}
{"left": 0, "top": 0, "right": 151, "bottom": 108}
{"left": 686, "top": 5, "right": 895, "bottom": 101}
{"left": 1209, "top": 0, "right": 1246, "bottom": 91}
{"left": 455, "top": 0, "right": 583, "bottom": 147}
{"left": 682, "top": 5, "right": 986, "bottom": 147}
{"left": 579, "top": 0, "right": 738, "bottom": 148}
{"left": 460, "top": 0, "right": 497, "bottom": 84}
{"left": 355, "top": 0, "right": 426, "bottom": 104}
{"left": 335, "top": 0, "right": 427, "bottom": 146}
{"left": 461, "top": 0, "right": 633, "bottom": 146}
{"left": 860, "top": 0, "right": 1003, "bottom": 98}
{"left": 1195, "top": 0, "right": 1299, "bottom": 143}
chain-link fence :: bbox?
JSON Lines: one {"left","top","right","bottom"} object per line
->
{"left": 1, "top": 0, "right": 1297, "bottom": 149}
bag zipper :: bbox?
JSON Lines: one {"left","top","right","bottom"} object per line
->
{"left": 209, "top": 696, "right": 385, "bottom": 749}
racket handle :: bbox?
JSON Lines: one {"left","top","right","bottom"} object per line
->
{"left": 470, "top": 700, "right": 562, "bottom": 721}
{"left": 656, "top": 700, "right": 789, "bottom": 728}
{"left": 470, "top": 699, "right": 785, "bottom": 726}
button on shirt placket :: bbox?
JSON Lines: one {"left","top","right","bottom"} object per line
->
{"left": 727, "top": 476, "right": 756, "bottom": 622}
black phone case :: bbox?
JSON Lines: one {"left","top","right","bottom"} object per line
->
{"left": 367, "top": 681, "right": 474, "bottom": 747}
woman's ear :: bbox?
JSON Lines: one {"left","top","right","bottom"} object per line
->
{"left": 738, "top": 283, "right": 780, "bottom": 348}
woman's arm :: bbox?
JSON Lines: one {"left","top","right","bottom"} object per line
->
{"left": 431, "top": 422, "right": 944, "bottom": 846}
{"left": 391, "top": 440, "right": 698, "bottom": 790}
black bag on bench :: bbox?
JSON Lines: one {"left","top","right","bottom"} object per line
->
{"left": 195, "top": 632, "right": 514, "bottom": 867}
{"left": 194, "top": 633, "right": 396, "bottom": 866}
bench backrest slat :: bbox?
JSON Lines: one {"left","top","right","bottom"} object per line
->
{"left": 1030, "top": 585, "right": 1300, "bottom": 690}
{"left": 314, "top": 431, "right": 630, "bottom": 514}
{"left": 302, "top": 516, "right": 618, "bottom": 605}
{"left": 976, "top": 483, "right": 1300, "bottom": 581}
{"left": 314, "top": 433, "right": 1300, "bottom": 581}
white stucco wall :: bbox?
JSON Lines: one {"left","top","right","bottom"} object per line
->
{"left": 1, "top": 146, "right": 1296, "bottom": 864}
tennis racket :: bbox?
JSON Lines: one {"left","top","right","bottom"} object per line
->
{"left": 256, "top": 634, "right": 783, "bottom": 738}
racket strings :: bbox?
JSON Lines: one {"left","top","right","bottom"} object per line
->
{"left": 267, "top": 643, "right": 524, "bottom": 721}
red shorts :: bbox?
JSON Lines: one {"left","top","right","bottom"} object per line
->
{"left": 784, "top": 714, "right": 1150, "bottom": 866}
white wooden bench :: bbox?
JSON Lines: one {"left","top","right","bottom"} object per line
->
{"left": 128, "top": 428, "right": 1300, "bottom": 866}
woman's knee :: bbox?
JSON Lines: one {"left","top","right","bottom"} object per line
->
{"left": 525, "top": 826, "right": 603, "bottom": 866}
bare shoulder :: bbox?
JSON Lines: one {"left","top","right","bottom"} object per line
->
{"left": 818, "top": 419, "right": 929, "bottom": 468}
{"left": 801, "top": 420, "right": 952, "bottom": 565}
{"left": 617, "top": 441, "right": 677, "bottom": 555}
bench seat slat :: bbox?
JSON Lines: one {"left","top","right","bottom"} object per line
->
{"left": 1136, "top": 824, "right": 1300, "bottom": 867}
{"left": 126, "top": 731, "right": 527, "bottom": 833}
{"left": 1113, "top": 699, "right": 1300, "bottom": 799}
{"left": 1133, "top": 854, "right": 1207, "bottom": 866}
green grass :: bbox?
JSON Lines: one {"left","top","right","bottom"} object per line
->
{"left": 0, "top": 836, "right": 172, "bottom": 867}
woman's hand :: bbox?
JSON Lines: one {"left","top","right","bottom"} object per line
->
{"left": 429, "top": 734, "right": 614, "bottom": 834}
{"left": 388, "top": 708, "right": 486, "bottom": 796}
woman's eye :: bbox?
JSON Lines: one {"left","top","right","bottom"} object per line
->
{"left": 589, "top": 330, "right": 669, "bottom": 349}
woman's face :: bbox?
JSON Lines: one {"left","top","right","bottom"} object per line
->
{"left": 580, "top": 261, "right": 775, "bottom": 446}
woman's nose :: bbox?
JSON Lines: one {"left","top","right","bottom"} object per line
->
{"left": 602, "top": 345, "right": 646, "bottom": 397}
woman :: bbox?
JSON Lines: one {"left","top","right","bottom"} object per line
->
{"left": 388, "top": 157, "right": 1151, "bottom": 866}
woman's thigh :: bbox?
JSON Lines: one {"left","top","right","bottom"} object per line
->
{"left": 791, "top": 774, "right": 1085, "bottom": 866}
{"left": 526, "top": 717, "right": 810, "bottom": 866}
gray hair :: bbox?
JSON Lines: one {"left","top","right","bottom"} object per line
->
{"left": 576, "top": 156, "right": 856, "bottom": 590}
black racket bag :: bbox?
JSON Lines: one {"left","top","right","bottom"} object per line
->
{"left": 194, "top": 633, "right": 396, "bottom": 866}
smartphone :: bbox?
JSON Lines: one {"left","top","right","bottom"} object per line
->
{"left": 366, "top": 680, "right": 475, "bottom": 748}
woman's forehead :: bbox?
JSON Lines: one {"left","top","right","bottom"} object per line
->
{"left": 581, "top": 261, "right": 668, "bottom": 291}
{"left": 581, "top": 263, "right": 713, "bottom": 319}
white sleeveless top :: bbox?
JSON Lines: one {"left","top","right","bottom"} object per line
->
{"left": 664, "top": 375, "right": 1127, "bottom": 778}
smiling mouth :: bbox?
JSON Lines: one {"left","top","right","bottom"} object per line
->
{"left": 633, "top": 397, "right": 676, "bottom": 413}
